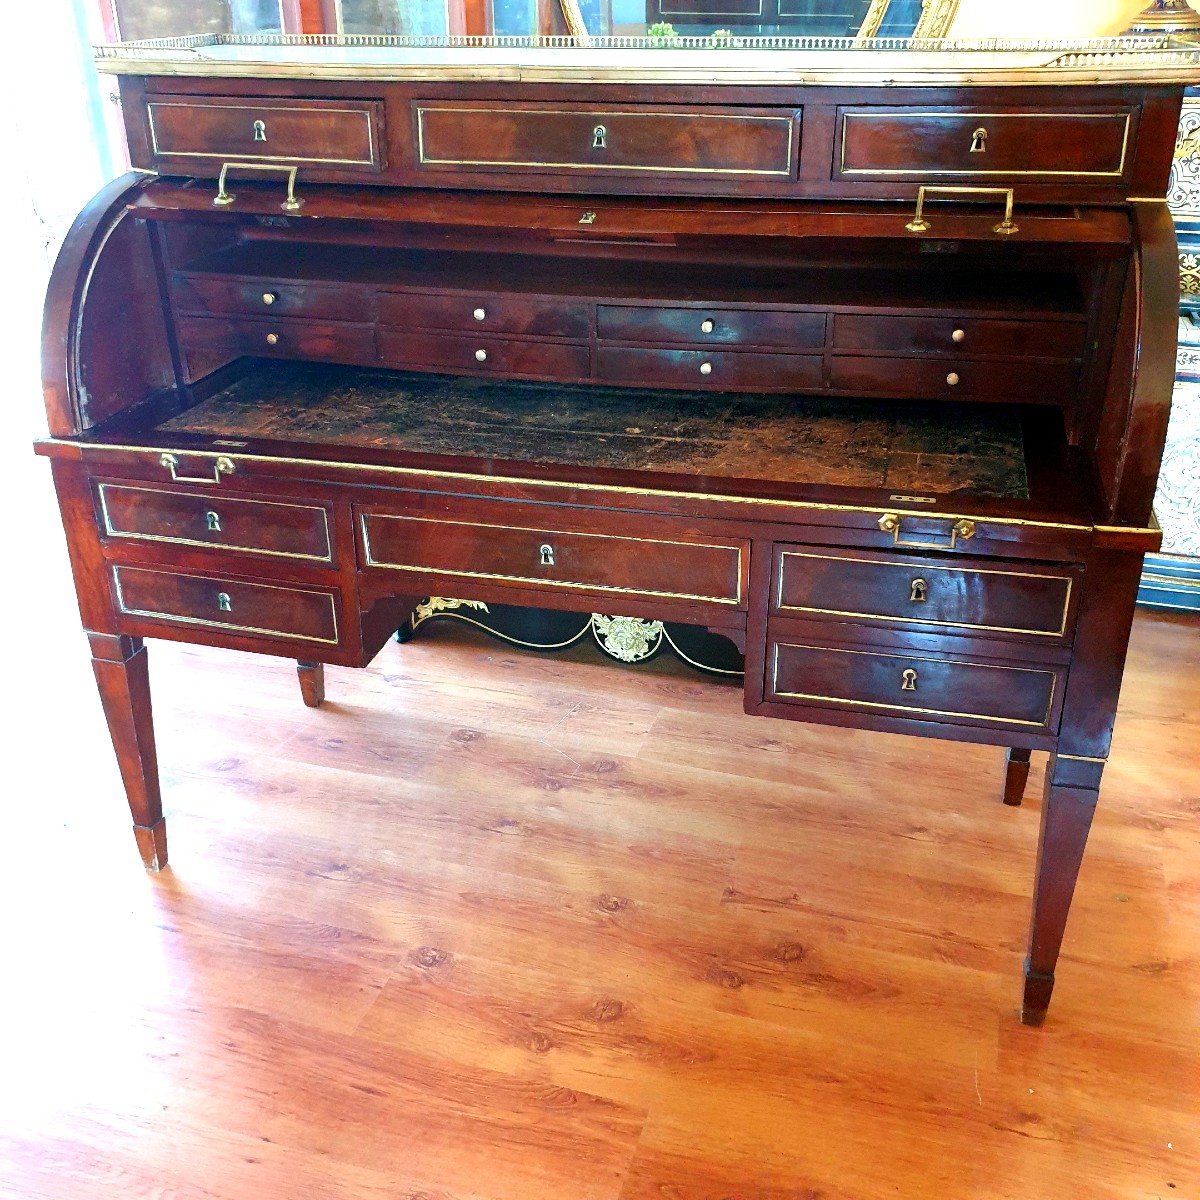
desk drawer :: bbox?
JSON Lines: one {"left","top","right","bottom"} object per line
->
{"left": 830, "top": 356, "right": 1079, "bottom": 403}
{"left": 378, "top": 330, "right": 589, "bottom": 379}
{"left": 832, "top": 314, "right": 1086, "bottom": 361}
{"left": 146, "top": 97, "right": 382, "bottom": 170}
{"left": 177, "top": 314, "right": 375, "bottom": 363}
{"left": 772, "top": 547, "right": 1078, "bottom": 641}
{"left": 380, "top": 291, "right": 590, "bottom": 338}
{"left": 767, "top": 639, "right": 1061, "bottom": 731}
{"left": 414, "top": 103, "right": 796, "bottom": 178}
{"left": 113, "top": 565, "right": 340, "bottom": 644}
{"left": 598, "top": 305, "right": 826, "bottom": 350}
{"left": 360, "top": 512, "right": 746, "bottom": 606}
{"left": 97, "top": 483, "right": 333, "bottom": 563}
{"left": 173, "top": 274, "right": 374, "bottom": 323}
{"left": 596, "top": 345, "right": 823, "bottom": 392}
{"left": 837, "top": 107, "right": 1132, "bottom": 180}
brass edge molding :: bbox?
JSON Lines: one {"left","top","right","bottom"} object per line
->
{"left": 774, "top": 550, "right": 1073, "bottom": 637}
{"left": 52, "top": 440, "right": 1094, "bottom": 533}
{"left": 661, "top": 628, "right": 745, "bottom": 677}
{"left": 770, "top": 641, "right": 1057, "bottom": 727}
{"left": 111, "top": 566, "right": 340, "bottom": 644}
{"left": 147, "top": 100, "right": 377, "bottom": 167}
{"left": 838, "top": 111, "right": 1131, "bottom": 180}
{"left": 1057, "top": 752, "right": 1108, "bottom": 763}
{"left": 415, "top": 107, "right": 793, "bottom": 177}
{"left": 359, "top": 512, "right": 745, "bottom": 605}
{"left": 97, "top": 482, "right": 333, "bottom": 563}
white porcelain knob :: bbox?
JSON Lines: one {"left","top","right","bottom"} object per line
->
{"left": 701, "top": 319, "right": 715, "bottom": 334}
{"left": 262, "top": 292, "right": 277, "bottom": 305}
{"left": 265, "top": 332, "right": 279, "bottom": 345}
{"left": 946, "top": 372, "right": 960, "bottom": 386}
{"left": 474, "top": 307, "right": 486, "bottom": 321}
{"left": 952, "top": 328, "right": 966, "bottom": 343}
{"left": 475, "top": 348, "right": 488, "bottom": 362}
{"left": 700, "top": 361, "right": 713, "bottom": 376}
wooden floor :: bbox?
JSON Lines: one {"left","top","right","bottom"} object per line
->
{"left": 2, "top": 600, "right": 1198, "bottom": 1198}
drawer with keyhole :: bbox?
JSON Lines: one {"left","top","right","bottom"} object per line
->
{"left": 771, "top": 546, "right": 1082, "bottom": 644}
{"left": 96, "top": 482, "right": 334, "bottom": 564}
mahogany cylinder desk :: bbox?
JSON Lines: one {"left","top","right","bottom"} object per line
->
{"left": 37, "top": 34, "right": 1200, "bottom": 1025}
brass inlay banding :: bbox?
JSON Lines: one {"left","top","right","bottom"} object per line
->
{"left": 360, "top": 512, "right": 745, "bottom": 605}
{"left": 770, "top": 642, "right": 1058, "bottom": 728}
{"left": 97, "top": 483, "right": 333, "bottom": 563}
{"left": 112, "top": 566, "right": 340, "bottom": 644}
{"left": 774, "top": 551, "right": 1074, "bottom": 636}
{"left": 415, "top": 106, "right": 795, "bottom": 177}
{"left": 839, "top": 110, "right": 1132, "bottom": 178}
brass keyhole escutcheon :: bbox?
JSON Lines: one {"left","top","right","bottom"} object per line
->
{"left": 910, "top": 578, "right": 928, "bottom": 603}
{"left": 901, "top": 668, "right": 918, "bottom": 692}
{"left": 539, "top": 543, "right": 555, "bottom": 567}
{"left": 592, "top": 124, "right": 607, "bottom": 149}
{"left": 206, "top": 511, "right": 222, "bottom": 532}
{"left": 217, "top": 592, "right": 233, "bottom": 612}
{"left": 970, "top": 127, "right": 988, "bottom": 154}
{"left": 252, "top": 119, "right": 267, "bottom": 143}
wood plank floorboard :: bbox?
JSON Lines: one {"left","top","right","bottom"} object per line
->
{"left": 2, "top": 612, "right": 1197, "bottom": 1200}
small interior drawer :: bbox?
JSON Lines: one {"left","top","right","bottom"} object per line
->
{"left": 767, "top": 638, "right": 1062, "bottom": 732}
{"left": 414, "top": 102, "right": 797, "bottom": 178}
{"left": 836, "top": 107, "right": 1132, "bottom": 180}
{"left": 112, "top": 565, "right": 340, "bottom": 644}
{"left": 378, "top": 330, "right": 590, "bottom": 379}
{"left": 598, "top": 305, "right": 826, "bottom": 349}
{"left": 173, "top": 274, "right": 375, "bottom": 324}
{"left": 380, "top": 291, "right": 590, "bottom": 338}
{"left": 772, "top": 547, "right": 1080, "bottom": 641}
{"left": 176, "top": 314, "right": 375, "bottom": 364}
{"left": 359, "top": 510, "right": 747, "bottom": 607}
{"left": 832, "top": 314, "right": 1086, "bottom": 360}
{"left": 97, "top": 482, "right": 333, "bottom": 563}
{"left": 829, "top": 356, "right": 1079, "bottom": 403}
{"left": 146, "top": 96, "right": 383, "bottom": 170}
{"left": 595, "top": 345, "right": 823, "bottom": 392}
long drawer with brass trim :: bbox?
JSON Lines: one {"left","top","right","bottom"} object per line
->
{"left": 766, "top": 637, "right": 1064, "bottom": 733}
{"left": 111, "top": 564, "right": 341, "bottom": 645}
{"left": 771, "top": 546, "right": 1081, "bottom": 643}
{"left": 96, "top": 482, "right": 334, "bottom": 564}
{"left": 146, "top": 96, "right": 384, "bottom": 171}
{"left": 358, "top": 508, "right": 748, "bottom": 607}
{"left": 173, "top": 274, "right": 375, "bottom": 324}
{"left": 835, "top": 107, "right": 1134, "bottom": 182}
{"left": 413, "top": 102, "right": 798, "bottom": 180}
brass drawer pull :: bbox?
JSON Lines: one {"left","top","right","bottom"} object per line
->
{"left": 952, "top": 328, "right": 966, "bottom": 343}
{"left": 213, "top": 161, "right": 304, "bottom": 213}
{"left": 946, "top": 372, "right": 961, "bottom": 386}
{"left": 159, "top": 453, "right": 236, "bottom": 486}
{"left": 905, "top": 186, "right": 1018, "bottom": 238}
{"left": 879, "top": 512, "right": 977, "bottom": 550}
{"left": 901, "top": 668, "right": 918, "bottom": 692}
{"left": 539, "top": 543, "right": 555, "bottom": 566}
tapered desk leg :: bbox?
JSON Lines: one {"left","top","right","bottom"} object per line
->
{"left": 1021, "top": 763, "right": 1100, "bottom": 1026}
{"left": 1003, "top": 748, "right": 1032, "bottom": 807}
{"left": 296, "top": 660, "right": 325, "bottom": 708}
{"left": 89, "top": 633, "right": 166, "bottom": 871}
